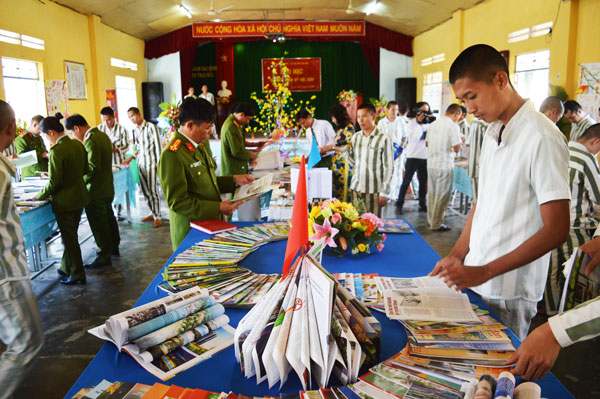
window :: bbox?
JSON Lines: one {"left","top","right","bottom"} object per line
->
{"left": 420, "top": 53, "right": 445, "bottom": 67}
{"left": 111, "top": 57, "right": 138, "bottom": 71}
{"left": 422, "top": 71, "right": 443, "bottom": 114}
{"left": 513, "top": 50, "right": 550, "bottom": 110}
{"left": 115, "top": 75, "right": 138, "bottom": 131}
{"left": 507, "top": 22, "right": 553, "bottom": 43}
{"left": 1, "top": 57, "right": 46, "bottom": 122}
{"left": 0, "top": 29, "right": 45, "bottom": 50}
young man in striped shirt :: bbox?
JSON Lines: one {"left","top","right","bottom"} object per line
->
{"left": 430, "top": 44, "right": 571, "bottom": 340}
{"left": 545, "top": 123, "right": 600, "bottom": 314}
{"left": 0, "top": 100, "right": 44, "bottom": 397}
{"left": 565, "top": 100, "right": 597, "bottom": 142}
{"left": 347, "top": 103, "right": 394, "bottom": 217}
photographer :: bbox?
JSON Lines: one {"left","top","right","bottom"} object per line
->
{"left": 396, "top": 101, "right": 434, "bottom": 213}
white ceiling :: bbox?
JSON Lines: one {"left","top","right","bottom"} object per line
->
{"left": 54, "top": 0, "right": 484, "bottom": 41}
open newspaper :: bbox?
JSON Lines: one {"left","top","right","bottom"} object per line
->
{"left": 376, "top": 276, "right": 479, "bottom": 323}
{"left": 232, "top": 173, "right": 273, "bottom": 202}
{"left": 11, "top": 149, "right": 38, "bottom": 169}
{"left": 233, "top": 254, "right": 381, "bottom": 390}
{"left": 253, "top": 148, "right": 284, "bottom": 171}
{"left": 88, "top": 287, "right": 235, "bottom": 380}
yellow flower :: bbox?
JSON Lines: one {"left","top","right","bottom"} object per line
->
{"left": 308, "top": 219, "right": 315, "bottom": 237}
{"left": 358, "top": 243, "right": 367, "bottom": 252}
{"left": 310, "top": 95, "right": 316, "bottom": 100}
{"left": 352, "top": 221, "right": 361, "bottom": 229}
{"left": 320, "top": 208, "right": 332, "bottom": 218}
{"left": 345, "top": 224, "right": 352, "bottom": 231}
{"left": 344, "top": 207, "right": 359, "bottom": 221}
{"left": 309, "top": 205, "right": 321, "bottom": 219}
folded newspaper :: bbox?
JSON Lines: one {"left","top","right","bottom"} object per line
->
{"left": 375, "top": 276, "right": 480, "bottom": 323}
{"left": 234, "top": 254, "right": 381, "bottom": 390}
{"left": 88, "top": 287, "right": 235, "bottom": 380}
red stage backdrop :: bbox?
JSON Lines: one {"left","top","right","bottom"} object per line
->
{"left": 193, "top": 21, "right": 365, "bottom": 38}
{"left": 262, "top": 58, "right": 321, "bottom": 92}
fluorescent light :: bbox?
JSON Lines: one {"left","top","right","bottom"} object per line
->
{"left": 432, "top": 53, "right": 445, "bottom": 63}
{"left": 111, "top": 57, "right": 137, "bottom": 71}
{"left": 420, "top": 57, "right": 432, "bottom": 67}
{"left": 531, "top": 21, "right": 552, "bottom": 37}
{"left": 213, "top": 18, "right": 222, "bottom": 22}
{"left": 508, "top": 33, "right": 529, "bottom": 43}
{"left": 365, "top": 0, "right": 378, "bottom": 16}
{"left": 180, "top": 4, "right": 192, "bottom": 19}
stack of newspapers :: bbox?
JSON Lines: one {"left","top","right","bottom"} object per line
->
{"left": 158, "top": 223, "right": 290, "bottom": 304}
{"left": 234, "top": 254, "right": 381, "bottom": 390}
{"left": 331, "top": 273, "right": 384, "bottom": 311}
{"left": 88, "top": 287, "right": 235, "bottom": 380}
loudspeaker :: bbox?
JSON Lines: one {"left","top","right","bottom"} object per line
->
{"left": 395, "top": 78, "right": 417, "bottom": 110}
{"left": 142, "top": 82, "right": 164, "bottom": 124}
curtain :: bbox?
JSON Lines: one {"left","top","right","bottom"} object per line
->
{"left": 216, "top": 42, "right": 235, "bottom": 99}
{"left": 179, "top": 44, "right": 197, "bottom": 98}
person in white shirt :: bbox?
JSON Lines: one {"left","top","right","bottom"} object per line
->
{"left": 430, "top": 44, "right": 570, "bottom": 340}
{"left": 378, "top": 101, "right": 406, "bottom": 201}
{"left": 426, "top": 104, "right": 462, "bottom": 231}
{"left": 296, "top": 109, "right": 337, "bottom": 168}
{"left": 539, "top": 96, "right": 564, "bottom": 124}
{"left": 199, "top": 85, "right": 215, "bottom": 106}
{"left": 565, "top": 99, "right": 596, "bottom": 141}
{"left": 396, "top": 102, "right": 431, "bottom": 213}
{"left": 184, "top": 87, "right": 196, "bottom": 99}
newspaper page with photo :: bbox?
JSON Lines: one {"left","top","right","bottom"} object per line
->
{"left": 377, "top": 277, "right": 479, "bottom": 322}
{"left": 253, "top": 148, "right": 283, "bottom": 170}
{"left": 232, "top": 173, "right": 274, "bottom": 202}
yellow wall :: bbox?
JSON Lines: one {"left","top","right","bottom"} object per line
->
{"left": 0, "top": 0, "right": 146, "bottom": 125}
{"left": 413, "top": 0, "right": 597, "bottom": 106}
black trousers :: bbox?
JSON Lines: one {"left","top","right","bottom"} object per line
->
{"left": 397, "top": 158, "right": 428, "bottom": 208}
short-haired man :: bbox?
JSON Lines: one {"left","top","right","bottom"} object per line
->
{"left": 296, "top": 109, "right": 337, "bottom": 168}
{"left": 159, "top": 97, "right": 254, "bottom": 250}
{"left": 545, "top": 123, "right": 600, "bottom": 315}
{"left": 184, "top": 86, "right": 196, "bottom": 99}
{"left": 347, "top": 103, "right": 394, "bottom": 216}
{"left": 539, "top": 96, "right": 565, "bottom": 124}
{"left": 199, "top": 84, "right": 215, "bottom": 106}
{"left": 430, "top": 44, "right": 570, "bottom": 340}
{"left": 378, "top": 101, "right": 406, "bottom": 201}
{"left": 14, "top": 115, "right": 48, "bottom": 178}
{"left": 0, "top": 100, "right": 44, "bottom": 398}
{"left": 426, "top": 104, "right": 462, "bottom": 231}
{"left": 565, "top": 99, "right": 596, "bottom": 141}
{"left": 66, "top": 114, "right": 120, "bottom": 267}
{"left": 220, "top": 102, "right": 265, "bottom": 176}
{"left": 127, "top": 107, "right": 163, "bottom": 227}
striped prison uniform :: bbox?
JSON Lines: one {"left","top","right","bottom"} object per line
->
{"left": 132, "top": 121, "right": 162, "bottom": 218}
{"left": 569, "top": 114, "right": 596, "bottom": 142}
{"left": 549, "top": 295, "right": 600, "bottom": 347}
{"left": 347, "top": 127, "right": 394, "bottom": 217}
{"left": 97, "top": 122, "right": 130, "bottom": 165}
{"left": 545, "top": 141, "right": 600, "bottom": 314}
{"left": 0, "top": 153, "right": 44, "bottom": 398}
{"left": 465, "top": 118, "right": 488, "bottom": 201}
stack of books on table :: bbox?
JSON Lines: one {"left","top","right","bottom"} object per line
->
{"left": 158, "top": 223, "right": 289, "bottom": 307}
{"left": 69, "top": 379, "right": 229, "bottom": 399}
{"left": 12, "top": 178, "right": 50, "bottom": 212}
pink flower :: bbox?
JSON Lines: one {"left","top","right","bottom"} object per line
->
{"left": 376, "top": 243, "right": 384, "bottom": 252}
{"left": 331, "top": 213, "right": 342, "bottom": 225}
{"left": 361, "top": 212, "right": 384, "bottom": 228}
{"left": 309, "top": 218, "right": 339, "bottom": 248}
{"left": 382, "top": 233, "right": 387, "bottom": 242}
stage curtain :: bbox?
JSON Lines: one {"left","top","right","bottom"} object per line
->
{"left": 179, "top": 44, "right": 198, "bottom": 98}
{"left": 216, "top": 42, "right": 235, "bottom": 99}
{"left": 233, "top": 40, "right": 378, "bottom": 123}
{"left": 360, "top": 43, "right": 380, "bottom": 82}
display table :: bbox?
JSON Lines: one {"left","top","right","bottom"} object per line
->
{"left": 20, "top": 166, "right": 137, "bottom": 275}
{"left": 452, "top": 165, "right": 473, "bottom": 215}
{"left": 65, "top": 223, "right": 573, "bottom": 398}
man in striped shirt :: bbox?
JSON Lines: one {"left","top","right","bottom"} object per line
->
{"left": 431, "top": 44, "right": 570, "bottom": 340}
{"left": 347, "top": 103, "right": 394, "bottom": 217}
{"left": 127, "top": 107, "right": 163, "bottom": 227}
{"left": 0, "top": 100, "right": 44, "bottom": 397}
{"left": 425, "top": 103, "right": 462, "bottom": 231}
{"left": 465, "top": 118, "right": 488, "bottom": 200}
{"left": 565, "top": 100, "right": 597, "bottom": 141}
{"left": 545, "top": 123, "right": 600, "bottom": 314}
{"left": 510, "top": 228, "right": 600, "bottom": 380}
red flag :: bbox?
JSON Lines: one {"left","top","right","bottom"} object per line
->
{"left": 283, "top": 155, "right": 309, "bottom": 275}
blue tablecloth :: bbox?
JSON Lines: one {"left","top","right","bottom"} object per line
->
{"left": 453, "top": 165, "right": 472, "bottom": 198}
{"left": 65, "top": 222, "right": 573, "bottom": 398}
{"left": 112, "top": 166, "right": 137, "bottom": 208}
{"left": 20, "top": 201, "right": 57, "bottom": 250}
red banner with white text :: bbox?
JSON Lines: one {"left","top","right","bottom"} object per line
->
{"left": 262, "top": 58, "right": 321, "bottom": 92}
{"left": 193, "top": 21, "right": 365, "bottom": 38}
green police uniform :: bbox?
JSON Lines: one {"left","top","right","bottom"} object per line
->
{"left": 220, "top": 114, "right": 252, "bottom": 176}
{"left": 14, "top": 132, "right": 48, "bottom": 178}
{"left": 36, "top": 136, "right": 90, "bottom": 280}
{"left": 159, "top": 131, "right": 236, "bottom": 250}
{"left": 83, "top": 127, "right": 119, "bottom": 263}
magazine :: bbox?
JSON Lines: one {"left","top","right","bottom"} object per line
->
{"left": 233, "top": 174, "right": 274, "bottom": 202}
{"left": 379, "top": 219, "right": 413, "bottom": 234}
{"left": 559, "top": 247, "right": 600, "bottom": 312}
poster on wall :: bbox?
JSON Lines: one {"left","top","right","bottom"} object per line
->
{"left": 261, "top": 58, "right": 321, "bottom": 92}
{"left": 106, "top": 89, "right": 118, "bottom": 121}
{"left": 576, "top": 63, "right": 600, "bottom": 122}
{"left": 440, "top": 80, "right": 453, "bottom": 115}
{"left": 65, "top": 60, "right": 87, "bottom": 100}
{"left": 44, "top": 80, "right": 69, "bottom": 117}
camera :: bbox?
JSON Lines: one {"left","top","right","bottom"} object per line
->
{"left": 416, "top": 109, "right": 436, "bottom": 124}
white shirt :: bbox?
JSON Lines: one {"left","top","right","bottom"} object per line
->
{"left": 199, "top": 92, "right": 215, "bottom": 106}
{"left": 377, "top": 116, "right": 406, "bottom": 146}
{"left": 426, "top": 116, "right": 462, "bottom": 170}
{"left": 403, "top": 119, "right": 429, "bottom": 159}
{"left": 465, "top": 100, "right": 570, "bottom": 301}
{"left": 305, "top": 119, "right": 336, "bottom": 157}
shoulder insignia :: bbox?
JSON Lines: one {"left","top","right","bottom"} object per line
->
{"left": 28, "top": 132, "right": 33, "bottom": 138}
{"left": 168, "top": 139, "right": 182, "bottom": 152}
{"left": 185, "top": 143, "right": 195, "bottom": 152}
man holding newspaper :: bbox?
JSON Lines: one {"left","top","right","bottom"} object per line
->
{"left": 158, "top": 97, "right": 255, "bottom": 250}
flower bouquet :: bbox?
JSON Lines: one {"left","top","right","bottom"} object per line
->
{"left": 157, "top": 95, "right": 180, "bottom": 144}
{"left": 308, "top": 198, "right": 386, "bottom": 257}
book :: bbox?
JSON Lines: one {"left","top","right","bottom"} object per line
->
{"left": 232, "top": 174, "right": 273, "bottom": 202}
{"left": 190, "top": 219, "right": 237, "bottom": 235}
{"left": 379, "top": 219, "right": 413, "bottom": 234}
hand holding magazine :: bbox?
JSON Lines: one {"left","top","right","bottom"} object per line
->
{"left": 232, "top": 173, "right": 273, "bottom": 203}
{"left": 88, "top": 287, "right": 235, "bottom": 380}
